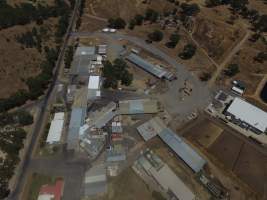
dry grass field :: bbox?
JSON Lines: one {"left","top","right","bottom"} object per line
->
{"left": 185, "top": 119, "right": 267, "bottom": 199}
{"left": 193, "top": 17, "right": 246, "bottom": 63}
{"left": 216, "top": 33, "right": 267, "bottom": 94}
{"left": 186, "top": 119, "right": 223, "bottom": 148}
{"left": 0, "top": 17, "right": 58, "bottom": 98}
{"left": 86, "top": 0, "right": 174, "bottom": 21}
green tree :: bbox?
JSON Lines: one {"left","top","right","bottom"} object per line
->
{"left": 148, "top": 30, "right": 164, "bottom": 42}
{"left": 128, "top": 19, "right": 136, "bottom": 30}
{"left": 230, "top": 0, "right": 248, "bottom": 11}
{"left": 145, "top": 9, "right": 159, "bottom": 22}
{"left": 15, "top": 110, "right": 33, "bottom": 126}
{"left": 254, "top": 52, "right": 267, "bottom": 63}
{"left": 179, "top": 44, "right": 197, "bottom": 59}
{"left": 64, "top": 46, "right": 74, "bottom": 68}
{"left": 224, "top": 64, "right": 239, "bottom": 76}
{"left": 181, "top": 3, "right": 200, "bottom": 16}
{"left": 108, "top": 17, "right": 126, "bottom": 29}
{"left": 102, "top": 59, "right": 133, "bottom": 88}
{"left": 121, "top": 71, "right": 133, "bottom": 86}
{"left": 254, "top": 15, "right": 267, "bottom": 32}
{"left": 134, "top": 14, "right": 144, "bottom": 25}
{"left": 166, "top": 33, "right": 180, "bottom": 48}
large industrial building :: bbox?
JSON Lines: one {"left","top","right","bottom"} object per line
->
{"left": 84, "top": 164, "right": 107, "bottom": 197}
{"left": 70, "top": 46, "right": 96, "bottom": 75}
{"left": 135, "top": 150, "right": 195, "bottom": 200}
{"left": 225, "top": 97, "right": 267, "bottom": 134}
{"left": 126, "top": 53, "right": 174, "bottom": 80}
{"left": 137, "top": 117, "right": 206, "bottom": 173}
{"left": 67, "top": 108, "right": 87, "bottom": 151}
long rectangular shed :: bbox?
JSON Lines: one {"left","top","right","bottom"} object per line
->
{"left": 46, "top": 112, "right": 65, "bottom": 144}
{"left": 84, "top": 164, "right": 107, "bottom": 197}
{"left": 118, "top": 99, "right": 159, "bottom": 115}
{"left": 159, "top": 128, "right": 206, "bottom": 173}
{"left": 137, "top": 117, "right": 206, "bottom": 173}
{"left": 126, "top": 53, "right": 167, "bottom": 79}
{"left": 67, "top": 107, "right": 87, "bottom": 151}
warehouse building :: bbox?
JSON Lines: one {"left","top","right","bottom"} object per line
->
{"left": 126, "top": 53, "right": 175, "bottom": 80}
{"left": 70, "top": 46, "right": 96, "bottom": 75}
{"left": 84, "top": 164, "right": 107, "bottom": 197}
{"left": 67, "top": 108, "right": 87, "bottom": 151}
{"left": 118, "top": 99, "right": 160, "bottom": 115}
{"left": 86, "top": 102, "right": 117, "bottom": 129}
{"left": 137, "top": 117, "right": 206, "bottom": 173}
{"left": 137, "top": 117, "right": 165, "bottom": 141}
{"left": 46, "top": 112, "right": 65, "bottom": 144}
{"left": 87, "top": 75, "right": 101, "bottom": 100}
{"left": 225, "top": 97, "right": 267, "bottom": 134}
{"left": 136, "top": 150, "right": 195, "bottom": 200}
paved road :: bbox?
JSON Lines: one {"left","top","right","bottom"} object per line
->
{"left": 8, "top": 1, "right": 81, "bottom": 199}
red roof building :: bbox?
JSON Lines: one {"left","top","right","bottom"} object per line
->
{"left": 38, "top": 179, "right": 64, "bottom": 200}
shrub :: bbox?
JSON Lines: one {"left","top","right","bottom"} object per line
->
{"left": 148, "top": 30, "right": 164, "bottom": 42}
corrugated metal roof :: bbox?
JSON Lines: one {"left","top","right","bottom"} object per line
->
{"left": 88, "top": 75, "right": 100, "bottom": 89}
{"left": 159, "top": 128, "right": 206, "bottom": 173}
{"left": 126, "top": 53, "right": 167, "bottom": 78}
{"left": 150, "top": 165, "right": 195, "bottom": 200}
{"left": 84, "top": 164, "right": 107, "bottom": 197}
{"left": 84, "top": 181, "right": 107, "bottom": 197}
{"left": 137, "top": 117, "right": 206, "bottom": 172}
{"left": 46, "top": 113, "right": 64, "bottom": 144}
{"left": 129, "top": 100, "right": 144, "bottom": 113}
{"left": 86, "top": 102, "right": 117, "bottom": 129}
{"left": 67, "top": 108, "right": 87, "bottom": 150}
{"left": 226, "top": 97, "right": 267, "bottom": 132}
{"left": 118, "top": 99, "right": 159, "bottom": 115}
{"left": 75, "top": 46, "right": 95, "bottom": 56}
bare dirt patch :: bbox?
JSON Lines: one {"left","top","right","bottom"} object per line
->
{"left": 86, "top": 0, "right": 174, "bottom": 21}
{"left": 217, "top": 37, "right": 267, "bottom": 96}
{"left": 185, "top": 119, "right": 267, "bottom": 199}
{"left": 193, "top": 16, "right": 246, "bottom": 63}
{"left": 233, "top": 143, "right": 267, "bottom": 198}
{"left": 208, "top": 131, "right": 243, "bottom": 170}
{"left": 79, "top": 15, "right": 107, "bottom": 32}
{"left": 185, "top": 119, "right": 223, "bottom": 148}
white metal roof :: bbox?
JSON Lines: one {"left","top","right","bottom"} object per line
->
{"left": 227, "top": 97, "right": 267, "bottom": 132}
{"left": 46, "top": 113, "right": 64, "bottom": 144}
{"left": 231, "top": 86, "right": 244, "bottom": 95}
{"left": 54, "top": 112, "right": 64, "bottom": 120}
{"left": 37, "top": 194, "right": 54, "bottom": 200}
{"left": 88, "top": 76, "right": 100, "bottom": 90}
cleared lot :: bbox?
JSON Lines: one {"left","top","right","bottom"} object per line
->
{"left": 208, "top": 131, "right": 243, "bottom": 170}
{"left": 185, "top": 119, "right": 267, "bottom": 198}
